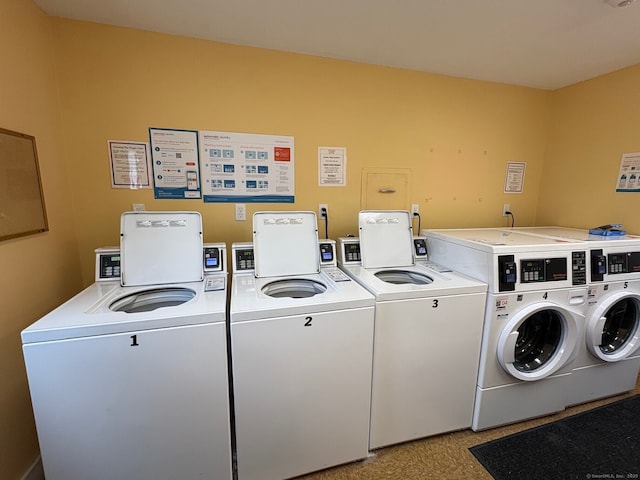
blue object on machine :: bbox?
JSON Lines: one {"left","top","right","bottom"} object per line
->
{"left": 589, "top": 224, "right": 626, "bottom": 236}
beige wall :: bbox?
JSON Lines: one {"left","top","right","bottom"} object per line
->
{"left": 0, "top": 1, "right": 82, "bottom": 478}
{"left": 4, "top": 2, "right": 640, "bottom": 478}
{"left": 538, "top": 64, "right": 640, "bottom": 231}
{"left": 51, "top": 19, "right": 551, "bottom": 285}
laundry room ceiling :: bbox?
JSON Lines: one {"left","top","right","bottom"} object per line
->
{"left": 33, "top": 0, "right": 640, "bottom": 90}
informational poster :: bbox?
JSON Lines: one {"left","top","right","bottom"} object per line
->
{"left": 149, "top": 128, "right": 201, "bottom": 199}
{"left": 318, "top": 146, "right": 347, "bottom": 186}
{"left": 615, "top": 152, "right": 640, "bottom": 192}
{"left": 504, "top": 161, "right": 526, "bottom": 193}
{"left": 199, "top": 130, "right": 294, "bottom": 203}
{"left": 108, "top": 140, "right": 151, "bottom": 189}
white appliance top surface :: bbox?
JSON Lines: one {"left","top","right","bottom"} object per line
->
{"left": 509, "top": 226, "right": 640, "bottom": 247}
{"left": 425, "top": 228, "right": 585, "bottom": 253}
{"left": 359, "top": 211, "right": 414, "bottom": 268}
{"left": 120, "top": 211, "right": 204, "bottom": 286}
{"left": 341, "top": 264, "right": 486, "bottom": 301}
{"left": 21, "top": 277, "right": 227, "bottom": 343}
{"left": 230, "top": 271, "right": 375, "bottom": 321}
{"left": 253, "top": 211, "right": 320, "bottom": 277}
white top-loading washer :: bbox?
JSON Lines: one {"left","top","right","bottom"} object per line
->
{"left": 230, "top": 212, "right": 375, "bottom": 480}
{"left": 338, "top": 211, "right": 487, "bottom": 449}
{"left": 22, "top": 212, "right": 232, "bottom": 480}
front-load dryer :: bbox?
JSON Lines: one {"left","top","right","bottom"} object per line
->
{"left": 230, "top": 212, "right": 375, "bottom": 480}
{"left": 504, "top": 226, "right": 640, "bottom": 405}
{"left": 424, "top": 228, "right": 588, "bottom": 430}
{"left": 21, "top": 212, "right": 232, "bottom": 480}
{"left": 337, "top": 211, "right": 487, "bottom": 449}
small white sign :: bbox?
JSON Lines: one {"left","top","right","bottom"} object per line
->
{"left": 108, "top": 140, "right": 151, "bottom": 189}
{"left": 504, "top": 161, "right": 526, "bottom": 193}
{"left": 318, "top": 146, "right": 347, "bottom": 186}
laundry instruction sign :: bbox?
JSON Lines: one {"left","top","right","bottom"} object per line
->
{"left": 149, "top": 128, "right": 201, "bottom": 199}
{"left": 616, "top": 152, "right": 640, "bottom": 192}
{"left": 199, "top": 130, "right": 294, "bottom": 203}
{"left": 147, "top": 128, "right": 295, "bottom": 202}
{"left": 504, "top": 162, "right": 526, "bottom": 193}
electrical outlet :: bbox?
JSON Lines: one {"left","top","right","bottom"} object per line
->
{"left": 502, "top": 203, "right": 511, "bottom": 217}
{"left": 318, "top": 204, "right": 328, "bottom": 218}
{"left": 132, "top": 203, "right": 145, "bottom": 211}
{"left": 411, "top": 204, "right": 419, "bottom": 215}
{"left": 235, "top": 203, "right": 246, "bottom": 221}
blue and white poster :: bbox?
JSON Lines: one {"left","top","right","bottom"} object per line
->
{"left": 149, "top": 128, "right": 201, "bottom": 199}
{"left": 616, "top": 152, "right": 640, "bottom": 193}
{"left": 199, "top": 130, "right": 294, "bottom": 203}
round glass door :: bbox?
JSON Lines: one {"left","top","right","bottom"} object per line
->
{"left": 498, "top": 304, "right": 578, "bottom": 381}
{"left": 587, "top": 293, "right": 640, "bottom": 361}
{"left": 512, "top": 310, "right": 562, "bottom": 372}
{"left": 110, "top": 287, "right": 196, "bottom": 313}
{"left": 374, "top": 269, "right": 433, "bottom": 285}
{"left": 261, "top": 279, "right": 327, "bottom": 298}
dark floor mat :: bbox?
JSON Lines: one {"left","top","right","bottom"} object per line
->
{"left": 469, "top": 395, "right": 640, "bottom": 480}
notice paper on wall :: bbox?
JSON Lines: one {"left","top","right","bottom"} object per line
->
{"left": 149, "top": 128, "right": 201, "bottom": 199}
{"left": 199, "top": 130, "right": 294, "bottom": 203}
{"left": 108, "top": 140, "right": 152, "bottom": 189}
{"left": 615, "top": 152, "right": 640, "bottom": 192}
{"left": 318, "top": 146, "right": 347, "bottom": 186}
{"left": 504, "top": 161, "right": 526, "bottom": 193}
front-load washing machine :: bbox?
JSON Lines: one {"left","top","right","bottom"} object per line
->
{"left": 22, "top": 212, "right": 232, "bottom": 480}
{"left": 504, "top": 226, "right": 640, "bottom": 405}
{"left": 425, "top": 228, "right": 588, "bottom": 430}
{"left": 230, "top": 212, "right": 375, "bottom": 480}
{"left": 337, "top": 211, "right": 487, "bottom": 449}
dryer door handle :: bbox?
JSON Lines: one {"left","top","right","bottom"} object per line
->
{"left": 502, "top": 330, "right": 520, "bottom": 364}
{"left": 593, "top": 315, "right": 607, "bottom": 345}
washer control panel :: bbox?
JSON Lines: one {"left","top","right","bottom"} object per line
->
{"left": 95, "top": 247, "right": 121, "bottom": 281}
{"left": 498, "top": 254, "right": 584, "bottom": 292}
{"left": 608, "top": 251, "right": 640, "bottom": 275}
{"left": 233, "top": 244, "right": 256, "bottom": 272}
{"left": 95, "top": 243, "right": 226, "bottom": 282}
{"left": 520, "top": 258, "right": 567, "bottom": 283}
{"left": 232, "top": 241, "right": 337, "bottom": 273}
{"left": 337, "top": 238, "right": 362, "bottom": 265}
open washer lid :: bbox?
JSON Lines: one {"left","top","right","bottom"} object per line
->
{"left": 120, "top": 211, "right": 203, "bottom": 286}
{"left": 359, "top": 210, "right": 414, "bottom": 269}
{"left": 253, "top": 211, "right": 320, "bottom": 278}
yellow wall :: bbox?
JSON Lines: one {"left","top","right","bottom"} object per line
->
{"left": 51, "top": 19, "right": 551, "bottom": 285}
{"left": 538, "top": 64, "right": 640, "bottom": 232}
{"left": 0, "top": 1, "right": 82, "bottom": 478}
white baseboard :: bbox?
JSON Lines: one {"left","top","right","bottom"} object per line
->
{"left": 21, "top": 456, "right": 44, "bottom": 480}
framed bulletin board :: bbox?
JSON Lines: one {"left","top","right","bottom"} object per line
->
{"left": 0, "top": 127, "right": 48, "bottom": 241}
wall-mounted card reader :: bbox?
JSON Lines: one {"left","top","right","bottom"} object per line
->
{"left": 204, "top": 245, "right": 223, "bottom": 273}
{"left": 591, "top": 249, "right": 606, "bottom": 282}
{"left": 498, "top": 255, "right": 516, "bottom": 292}
{"left": 319, "top": 241, "right": 335, "bottom": 265}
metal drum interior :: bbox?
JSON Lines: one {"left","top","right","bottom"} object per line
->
{"left": 513, "top": 309, "right": 564, "bottom": 372}
{"left": 374, "top": 269, "right": 433, "bottom": 285}
{"left": 110, "top": 287, "right": 196, "bottom": 313}
{"left": 261, "top": 279, "right": 327, "bottom": 298}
